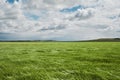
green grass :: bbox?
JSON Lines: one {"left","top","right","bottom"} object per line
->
{"left": 0, "top": 42, "right": 120, "bottom": 80}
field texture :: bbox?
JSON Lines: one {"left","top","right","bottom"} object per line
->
{"left": 0, "top": 42, "right": 120, "bottom": 80}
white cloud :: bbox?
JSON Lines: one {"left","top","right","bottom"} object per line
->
{"left": 66, "top": 8, "right": 95, "bottom": 21}
{"left": 0, "top": 0, "right": 120, "bottom": 40}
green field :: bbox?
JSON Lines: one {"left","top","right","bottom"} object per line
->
{"left": 0, "top": 42, "right": 120, "bottom": 80}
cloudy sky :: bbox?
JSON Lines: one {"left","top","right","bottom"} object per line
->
{"left": 0, "top": 0, "right": 120, "bottom": 41}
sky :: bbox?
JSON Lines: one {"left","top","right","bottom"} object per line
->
{"left": 0, "top": 0, "right": 120, "bottom": 41}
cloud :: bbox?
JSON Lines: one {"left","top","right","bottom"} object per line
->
{"left": 0, "top": 0, "right": 120, "bottom": 40}
{"left": 66, "top": 8, "right": 94, "bottom": 21}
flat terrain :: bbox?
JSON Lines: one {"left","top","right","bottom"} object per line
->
{"left": 0, "top": 42, "right": 120, "bottom": 80}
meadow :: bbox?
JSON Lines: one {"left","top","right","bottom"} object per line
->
{"left": 0, "top": 42, "right": 120, "bottom": 80}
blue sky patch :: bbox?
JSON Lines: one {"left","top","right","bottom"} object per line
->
{"left": 60, "top": 5, "right": 85, "bottom": 13}
{"left": 6, "top": 0, "right": 19, "bottom": 4}
{"left": 24, "top": 13, "right": 40, "bottom": 21}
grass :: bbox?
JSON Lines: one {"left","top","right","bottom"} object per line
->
{"left": 0, "top": 42, "right": 120, "bottom": 80}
